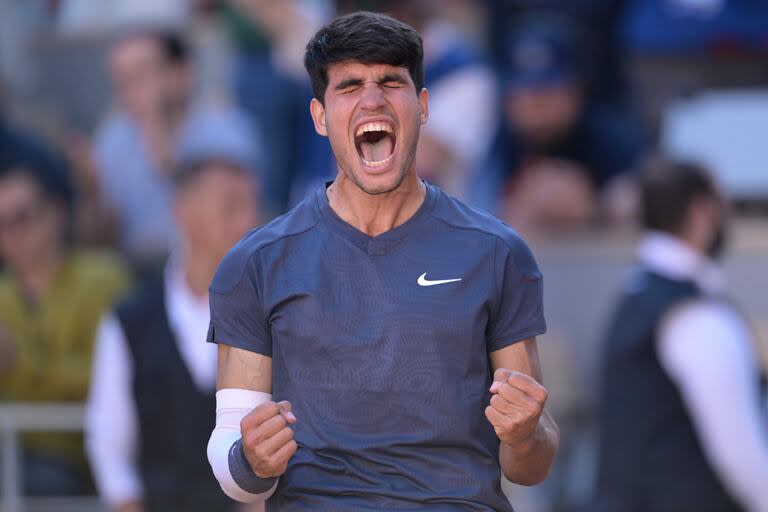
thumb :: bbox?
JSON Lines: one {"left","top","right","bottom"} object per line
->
{"left": 277, "top": 400, "right": 296, "bottom": 424}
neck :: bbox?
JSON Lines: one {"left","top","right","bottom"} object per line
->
{"left": 15, "top": 247, "right": 64, "bottom": 302}
{"left": 181, "top": 251, "right": 217, "bottom": 298}
{"left": 327, "top": 169, "right": 426, "bottom": 237}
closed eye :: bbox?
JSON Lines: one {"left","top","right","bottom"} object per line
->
{"left": 340, "top": 85, "right": 361, "bottom": 94}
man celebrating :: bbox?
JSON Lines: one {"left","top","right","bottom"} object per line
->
{"left": 207, "top": 12, "right": 559, "bottom": 510}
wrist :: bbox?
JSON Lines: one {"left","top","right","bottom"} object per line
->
{"left": 230, "top": 438, "right": 280, "bottom": 492}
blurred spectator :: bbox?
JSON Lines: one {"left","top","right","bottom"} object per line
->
{"left": 375, "top": 0, "right": 496, "bottom": 199}
{"left": 622, "top": 0, "right": 768, "bottom": 134}
{"left": 94, "top": 29, "right": 260, "bottom": 271}
{"left": 485, "top": 0, "right": 630, "bottom": 106}
{"left": 57, "top": 0, "right": 190, "bottom": 35}
{"left": 85, "top": 138, "right": 261, "bottom": 512}
{"left": 0, "top": 148, "right": 130, "bottom": 496}
{"left": 594, "top": 159, "right": 768, "bottom": 511}
{"left": 476, "top": 13, "right": 645, "bottom": 231}
{"left": 227, "top": 0, "right": 333, "bottom": 217}
{"left": 622, "top": 0, "right": 768, "bottom": 54}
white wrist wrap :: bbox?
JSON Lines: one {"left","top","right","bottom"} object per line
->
{"left": 207, "top": 389, "right": 278, "bottom": 503}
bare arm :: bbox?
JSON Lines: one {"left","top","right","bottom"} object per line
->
{"left": 213, "top": 344, "right": 297, "bottom": 481}
{"left": 487, "top": 337, "right": 559, "bottom": 485}
{"left": 216, "top": 344, "right": 272, "bottom": 392}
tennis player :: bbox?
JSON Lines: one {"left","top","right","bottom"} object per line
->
{"left": 207, "top": 11, "right": 559, "bottom": 511}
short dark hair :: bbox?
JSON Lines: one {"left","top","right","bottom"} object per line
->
{"left": 172, "top": 157, "right": 250, "bottom": 191}
{"left": 304, "top": 11, "right": 424, "bottom": 103}
{"left": 0, "top": 127, "right": 74, "bottom": 209}
{"left": 113, "top": 28, "right": 188, "bottom": 65}
{"left": 640, "top": 158, "right": 718, "bottom": 235}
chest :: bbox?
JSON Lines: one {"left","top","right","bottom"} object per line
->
{"left": 263, "top": 236, "right": 497, "bottom": 390}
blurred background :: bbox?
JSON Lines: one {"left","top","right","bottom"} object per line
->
{"left": 0, "top": 1, "right": 766, "bottom": 511}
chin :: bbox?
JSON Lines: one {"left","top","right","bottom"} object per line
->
{"left": 348, "top": 161, "right": 409, "bottom": 195}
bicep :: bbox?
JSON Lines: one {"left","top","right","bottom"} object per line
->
{"left": 216, "top": 344, "right": 272, "bottom": 392}
{"left": 489, "top": 337, "right": 543, "bottom": 383}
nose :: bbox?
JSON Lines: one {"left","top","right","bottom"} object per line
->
{"left": 359, "top": 83, "right": 387, "bottom": 111}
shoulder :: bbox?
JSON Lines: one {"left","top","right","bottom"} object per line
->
{"left": 430, "top": 188, "right": 540, "bottom": 275}
{"left": 210, "top": 197, "right": 320, "bottom": 294}
{"left": 69, "top": 250, "right": 130, "bottom": 282}
{"left": 663, "top": 299, "right": 745, "bottom": 337}
{"left": 66, "top": 251, "right": 132, "bottom": 306}
{"left": 658, "top": 298, "right": 755, "bottom": 376}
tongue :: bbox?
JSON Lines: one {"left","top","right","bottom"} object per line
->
{"left": 360, "top": 135, "right": 393, "bottom": 163}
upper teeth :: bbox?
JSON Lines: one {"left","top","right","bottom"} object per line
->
{"left": 356, "top": 122, "right": 393, "bottom": 137}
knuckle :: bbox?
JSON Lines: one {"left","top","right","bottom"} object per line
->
{"left": 243, "top": 431, "right": 258, "bottom": 449}
{"left": 253, "top": 445, "right": 268, "bottom": 461}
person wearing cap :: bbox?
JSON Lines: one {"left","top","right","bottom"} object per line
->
{"left": 94, "top": 29, "right": 260, "bottom": 272}
{"left": 476, "top": 14, "right": 646, "bottom": 231}
{"left": 84, "top": 139, "right": 261, "bottom": 512}
{"left": 0, "top": 146, "right": 130, "bottom": 496}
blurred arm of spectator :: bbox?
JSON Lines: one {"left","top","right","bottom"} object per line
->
{"left": 501, "top": 158, "right": 595, "bottom": 231}
{"left": 64, "top": 132, "right": 121, "bottom": 246}
{"left": 659, "top": 302, "right": 768, "bottom": 512}
{"left": 85, "top": 314, "right": 144, "bottom": 511}
{"left": 417, "top": 58, "right": 496, "bottom": 198}
{"left": 230, "top": 0, "right": 327, "bottom": 77}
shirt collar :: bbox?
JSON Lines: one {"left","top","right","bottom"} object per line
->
{"left": 637, "top": 231, "right": 726, "bottom": 294}
{"left": 164, "top": 259, "right": 209, "bottom": 329}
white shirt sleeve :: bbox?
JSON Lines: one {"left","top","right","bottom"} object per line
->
{"left": 84, "top": 313, "right": 143, "bottom": 506}
{"left": 658, "top": 300, "right": 768, "bottom": 512}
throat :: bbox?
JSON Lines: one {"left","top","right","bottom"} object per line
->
{"left": 327, "top": 178, "right": 426, "bottom": 237}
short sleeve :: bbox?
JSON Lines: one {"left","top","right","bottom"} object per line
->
{"left": 207, "top": 245, "right": 272, "bottom": 357}
{"left": 486, "top": 235, "right": 546, "bottom": 352}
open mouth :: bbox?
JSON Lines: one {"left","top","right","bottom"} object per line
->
{"left": 354, "top": 121, "right": 396, "bottom": 168}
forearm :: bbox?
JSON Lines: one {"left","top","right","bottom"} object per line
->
{"left": 499, "top": 408, "right": 559, "bottom": 485}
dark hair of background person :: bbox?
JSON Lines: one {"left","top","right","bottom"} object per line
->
{"left": 640, "top": 159, "right": 718, "bottom": 235}
{"left": 112, "top": 28, "right": 189, "bottom": 64}
{"left": 303, "top": 11, "right": 424, "bottom": 103}
{"left": 0, "top": 133, "right": 74, "bottom": 211}
{"left": 171, "top": 157, "right": 251, "bottom": 190}
{"left": 0, "top": 151, "right": 76, "bottom": 250}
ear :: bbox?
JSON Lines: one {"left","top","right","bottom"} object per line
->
{"left": 683, "top": 195, "right": 714, "bottom": 251}
{"left": 418, "top": 88, "right": 429, "bottom": 125}
{"left": 310, "top": 98, "right": 328, "bottom": 137}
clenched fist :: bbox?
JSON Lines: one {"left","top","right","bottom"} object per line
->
{"left": 241, "top": 401, "right": 298, "bottom": 478}
{"left": 485, "top": 368, "right": 548, "bottom": 446}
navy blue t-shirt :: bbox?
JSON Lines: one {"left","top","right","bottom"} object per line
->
{"left": 208, "top": 183, "right": 546, "bottom": 511}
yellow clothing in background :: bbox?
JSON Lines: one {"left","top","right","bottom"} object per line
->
{"left": 0, "top": 250, "right": 131, "bottom": 463}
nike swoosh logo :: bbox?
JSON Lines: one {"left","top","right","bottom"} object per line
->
{"left": 417, "top": 272, "right": 462, "bottom": 287}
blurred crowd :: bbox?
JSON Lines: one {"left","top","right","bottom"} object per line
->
{"left": 0, "top": 1, "right": 767, "bottom": 511}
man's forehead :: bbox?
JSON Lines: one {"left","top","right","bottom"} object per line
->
{"left": 327, "top": 61, "right": 411, "bottom": 82}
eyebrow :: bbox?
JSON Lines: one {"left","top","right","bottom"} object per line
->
{"left": 333, "top": 72, "right": 409, "bottom": 91}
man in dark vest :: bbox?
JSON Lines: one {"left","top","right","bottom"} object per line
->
{"left": 594, "top": 159, "right": 768, "bottom": 511}
{"left": 85, "top": 136, "right": 261, "bottom": 512}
